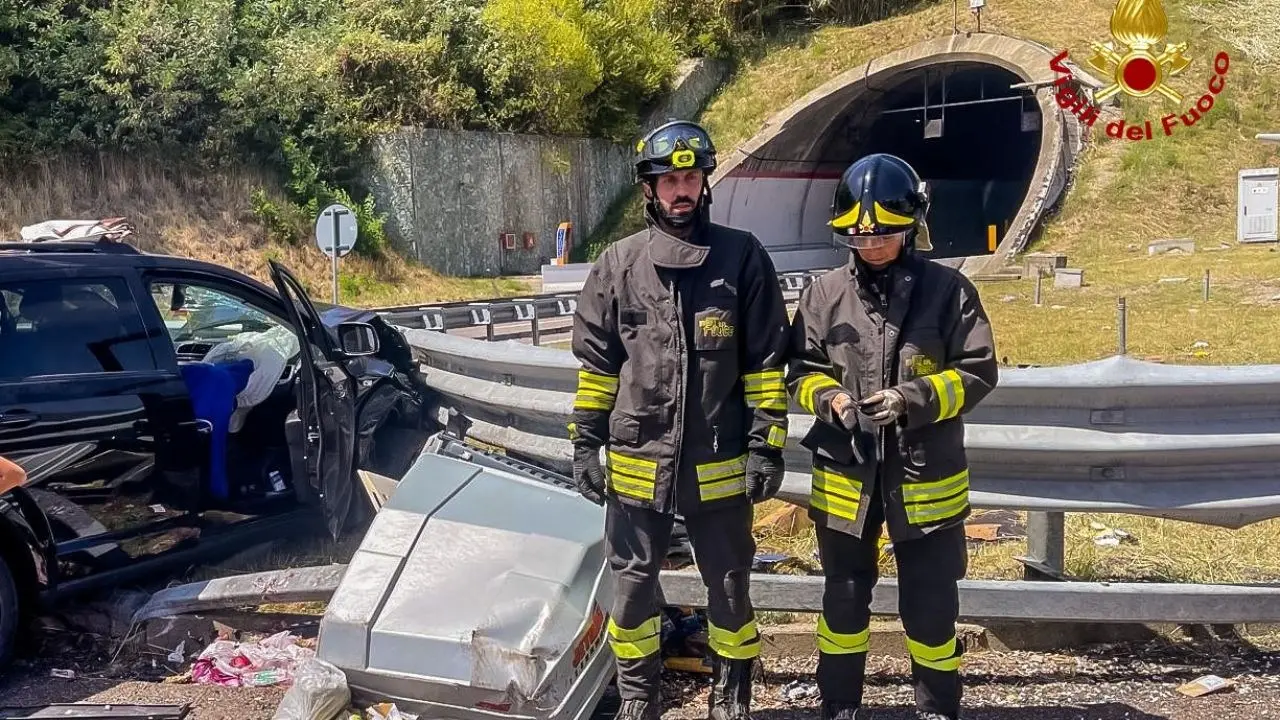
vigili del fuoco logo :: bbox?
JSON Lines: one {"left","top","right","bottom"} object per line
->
{"left": 1049, "top": 0, "right": 1231, "bottom": 141}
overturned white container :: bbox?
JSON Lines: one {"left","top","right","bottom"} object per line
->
{"left": 316, "top": 442, "right": 615, "bottom": 720}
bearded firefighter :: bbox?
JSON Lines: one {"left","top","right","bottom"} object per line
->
{"left": 568, "top": 120, "right": 791, "bottom": 720}
{"left": 785, "top": 153, "right": 999, "bottom": 720}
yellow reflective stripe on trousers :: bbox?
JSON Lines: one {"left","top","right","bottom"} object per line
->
{"left": 925, "top": 369, "right": 966, "bottom": 422}
{"left": 606, "top": 451, "right": 657, "bottom": 502}
{"left": 743, "top": 369, "right": 787, "bottom": 410}
{"left": 607, "top": 616, "right": 662, "bottom": 659}
{"left": 708, "top": 618, "right": 761, "bottom": 660}
{"left": 816, "top": 614, "right": 870, "bottom": 655}
{"left": 810, "top": 467, "right": 862, "bottom": 522}
{"left": 766, "top": 424, "right": 787, "bottom": 449}
{"left": 906, "top": 636, "right": 962, "bottom": 672}
{"left": 797, "top": 374, "right": 842, "bottom": 415}
{"left": 697, "top": 454, "right": 747, "bottom": 502}
{"left": 574, "top": 370, "right": 619, "bottom": 411}
{"left": 901, "top": 470, "right": 969, "bottom": 525}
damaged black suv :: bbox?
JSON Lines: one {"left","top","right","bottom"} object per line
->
{"left": 0, "top": 230, "right": 434, "bottom": 664}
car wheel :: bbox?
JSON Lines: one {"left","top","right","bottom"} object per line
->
{"left": 0, "top": 554, "right": 21, "bottom": 668}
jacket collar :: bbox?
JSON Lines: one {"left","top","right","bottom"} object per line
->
{"left": 847, "top": 252, "right": 921, "bottom": 306}
{"left": 645, "top": 205, "right": 710, "bottom": 269}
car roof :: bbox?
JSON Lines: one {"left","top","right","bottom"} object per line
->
{"left": 0, "top": 241, "right": 277, "bottom": 294}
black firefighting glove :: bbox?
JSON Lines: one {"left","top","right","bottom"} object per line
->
{"left": 858, "top": 388, "right": 907, "bottom": 426}
{"left": 572, "top": 444, "right": 607, "bottom": 506}
{"left": 746, "top": 451, "right": 785, "bottom": 503}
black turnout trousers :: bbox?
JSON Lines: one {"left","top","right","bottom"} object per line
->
{"left": 604, "top": 498, "right": 760, "bottom": 702}
{"left": 815, "top": 481, "right": 969, "bottom": 718}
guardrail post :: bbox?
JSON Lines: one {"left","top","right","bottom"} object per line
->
{"left": 1021, "top": 511, "right": 1066, "bottom": 580}
{"left": 531, "top": 315, "right": 541, "bottom": 345}
{"left": 1116, "top": 296, "right": 1127, "bottom": 354}
{"left": 1203, "top": 269, "right": 1211, "bottom": 301}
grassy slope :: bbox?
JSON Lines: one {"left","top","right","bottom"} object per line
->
{"left": 0, "top": 154, "right": 531, "bottom": 307}
{"left": 678, "top": 0, "right": 1280, "bottom": 583}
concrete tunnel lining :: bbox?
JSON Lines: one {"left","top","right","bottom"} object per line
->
{"left": 709, "top": 32, "right": 1099, "bottom": 275}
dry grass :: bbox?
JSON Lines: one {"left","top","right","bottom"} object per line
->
{"left": 0, "top": 153, "right": 533, "bottom": 307}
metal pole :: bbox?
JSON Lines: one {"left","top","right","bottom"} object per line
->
{"left": 330, "top": 209, "right": 346, "bottom": 305}
{"left": 1023, "top": 511, "right": 1066, "bottom": 580}
{"left": 1203, "top": 268, "right": 1210, "bottom": 301}
{"left": 1033, "top": 272, "right": 1042, "bottom": 306}
{"left": 1117, "top": 296, "right": 1127, "bottom": 354}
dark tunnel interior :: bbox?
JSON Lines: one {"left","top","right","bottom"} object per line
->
{"left": 820, "top": 62, "right": 1043, "bottom": 259}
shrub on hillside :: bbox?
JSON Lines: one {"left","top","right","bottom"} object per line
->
{"left": 0, "top": 0, "right": 688, "bottom": 253}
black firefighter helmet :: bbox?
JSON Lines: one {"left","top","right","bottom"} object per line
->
{"left": 634, "top": 120, "right": 717, "bottom": 227}
{"left": 829, "top": 153, "right": 933, "bottom": 252}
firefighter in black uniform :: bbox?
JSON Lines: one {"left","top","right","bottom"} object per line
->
{"left": 569, "top": 120, "right": 791, "bottom": 720}
{"left": 785, "top": 153, "right": 999, "bottom": 720}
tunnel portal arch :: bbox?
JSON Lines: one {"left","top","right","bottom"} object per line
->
{"left": 709, "top": 33, "right": 1096, "bottom": 275}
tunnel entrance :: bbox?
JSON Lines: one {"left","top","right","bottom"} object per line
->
{"left": 711, "top": 33, "right": 1083, "bottom": 275}
{"left": 821, "top": 62, "right": 1042, "bottom": 260}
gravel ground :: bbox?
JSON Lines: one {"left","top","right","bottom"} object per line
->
{"left": 4, "top": 634, "right": 1280, "bottom": 720}
{"left": 659, "top": 639, "right": 1280, "bottom": 720}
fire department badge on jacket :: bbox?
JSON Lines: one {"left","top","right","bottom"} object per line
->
{"left": 907, "top": 354, "right": 939, "bottom": 378}
{"left": 698, "top": 316, "right": 735, "bottom": 339}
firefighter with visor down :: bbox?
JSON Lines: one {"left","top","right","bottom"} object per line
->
{"left": 785, "top": 152, "right": 999, "bottom": 720}
{"left": 569, "top": 119, "right": 791, "bottom": 720}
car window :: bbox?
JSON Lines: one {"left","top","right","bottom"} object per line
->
{"left": 146, "top": 281, "right": 299, "bottom": 363}
{"left": 0, "top": 278, "right": 157, "bottom": 380}
{"left": 150, "top": 282, "right": 292, "bottom": 343}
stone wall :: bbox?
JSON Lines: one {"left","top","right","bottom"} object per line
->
{"left": 363, "top": 58, "right": 728, "bottom": 278}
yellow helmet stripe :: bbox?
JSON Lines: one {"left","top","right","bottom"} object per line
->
{"left": 830, "top": 201, "right": 914, "bottom": 229}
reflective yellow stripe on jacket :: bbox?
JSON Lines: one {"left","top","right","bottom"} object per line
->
{"left": 925, "top": 368, "right": 966, "bottom": 422}
{"left": 606, "top": 450, "right": 657, "bottom": 502}
{"left": 811, "top": 466, "right": 862, "bottom": 523}
{"left": 743, "top": 369, "right": 787, "bottom": 411}
{"left": 901, "top": 469, "right": 969, "bottom": 525}
{"left": 574, "top": 369, "right": 618, "bottom": 412}
{"left": 697, "top": 454, "right": 747, "bottom": 502}
{"left": 796, "top": 373, "right": 842, "bottom": 415}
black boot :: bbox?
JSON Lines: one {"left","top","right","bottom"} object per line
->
{"left": 707, "top": 655, "right": 754, "bottom": 720}
{"left": 617, "top": 698, "right": 661, "bottom": 720}
{"left": 820, "top": 702, "right": 862, "bottom": 720}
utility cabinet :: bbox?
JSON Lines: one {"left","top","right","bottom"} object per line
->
{"left": 1239, "top": 167, "right": 1279, "bottom": 243}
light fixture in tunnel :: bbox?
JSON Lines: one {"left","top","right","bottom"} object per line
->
{"left": 925, "top": 118, "right": 944, "bottom": 139}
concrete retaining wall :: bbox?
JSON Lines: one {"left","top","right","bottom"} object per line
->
{"left": 364, "top": 58, "right": 728, "bottom": 278}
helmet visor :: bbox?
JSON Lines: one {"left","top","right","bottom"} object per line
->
{"left": 644, "top": 124, "right": 712, "bottom": 158}
{"left": 844, "top": 230, "right": 908, "bottom": 250}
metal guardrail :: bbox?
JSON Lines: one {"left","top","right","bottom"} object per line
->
{"left": 372, "top": 269, "right": 827, "bottom": 340}
{"left": 134, "top": 562, "right": 1280, "bottom": 626}
{"left": 400, "top": 327, "right": 1280, "bottom": 529}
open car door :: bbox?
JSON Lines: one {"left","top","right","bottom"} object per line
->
{"left": 267, "top": 260, "right": 357, "bottom": 538}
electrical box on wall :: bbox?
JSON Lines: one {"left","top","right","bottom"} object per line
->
{"left": 523, "top": 232, "right": 536, "bottom": 250}
{"left": 501, "top": 233, "right": 517, "bottom": 250}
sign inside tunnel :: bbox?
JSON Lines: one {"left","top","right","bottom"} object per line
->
{"left": 1049, "top": 0, "right": 1230, "bottom": 141}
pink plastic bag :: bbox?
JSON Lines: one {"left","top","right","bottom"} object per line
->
{"left": 192, "top": 631, "right": 316, "bottom": 688}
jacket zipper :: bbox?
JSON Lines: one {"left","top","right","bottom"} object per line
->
{"left": 672, "top": 277, "right": 686, "bottom": 513}
{"left": 877, "top": 288, "right": 889, "bottom": 498}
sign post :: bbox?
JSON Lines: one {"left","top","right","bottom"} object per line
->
{"left": 316, "top": 203, "right": 359, "bottom": 304}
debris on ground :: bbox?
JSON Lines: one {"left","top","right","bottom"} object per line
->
{"left": 1177, "top": 674, "right": 1237, "bottom": 697}
{"left": 271, "top": 658, "right": 350, "bottom": 720}
{"left": 1090, "top": 521, "right": 1137, "bottom": 547}
{"left": 365, "top": 702, "right": 416, "bottom": 720}
{"left": 193, "top": 631, "right": 315, "bottom": 688}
